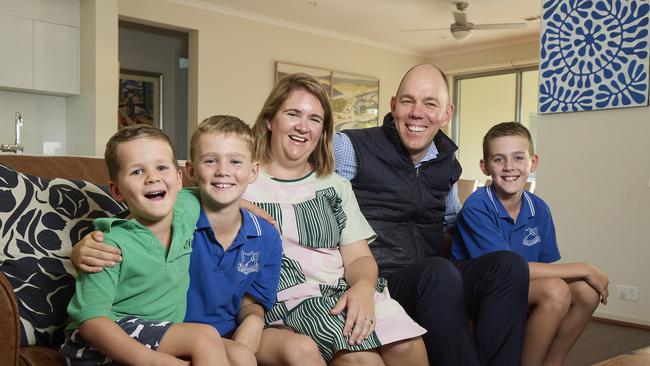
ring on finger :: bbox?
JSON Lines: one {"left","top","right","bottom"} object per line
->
{"left": 365, "top": 316, "right": 375, "bottom": 324}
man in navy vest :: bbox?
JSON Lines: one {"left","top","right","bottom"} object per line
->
{"left": 334, "top": 64, "right": 529, "bottom": 366}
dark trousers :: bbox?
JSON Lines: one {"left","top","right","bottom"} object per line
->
{"left": 384, "top": 251, "right": 529, "bottom": 366}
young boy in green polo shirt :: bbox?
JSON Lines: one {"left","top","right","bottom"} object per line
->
{"left": 60, "top": 125, "right": 230, "bottom": 365}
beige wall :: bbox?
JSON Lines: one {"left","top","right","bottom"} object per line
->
{"left": 67, "top": 0, "right": 425, "bottom": 156}
{"left": 537, "top": 108, "right": 650, "bottom": 325}
{"left": 67, "top": 0, "right": 118, "bottom": 156}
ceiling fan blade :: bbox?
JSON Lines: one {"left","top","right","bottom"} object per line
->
{"left": 453, "top": 11, "right": 468, "bottom": 25}
{"left": 400, "top": 27, "right": 450, "bottom": 32}
{"left": 473, "top": 23, "right": 527, "bottom": 30}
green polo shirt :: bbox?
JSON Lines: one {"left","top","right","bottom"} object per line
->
{"left": 66, "top": 188, "right": 200, "bottom": 329}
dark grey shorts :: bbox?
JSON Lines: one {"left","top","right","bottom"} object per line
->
{"left": 59, "top": 316, "right": 174, "bottom": 365}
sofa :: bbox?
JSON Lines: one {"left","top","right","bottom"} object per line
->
{"left": 0, "top": 155, "right": 192, "bottom": 366}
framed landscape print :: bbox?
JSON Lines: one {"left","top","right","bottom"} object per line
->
{"left": 331, "top": 71, "right": 379, "bottom": 131}
{"left": 118, "top": 69, "right": 163, "bottom": 128}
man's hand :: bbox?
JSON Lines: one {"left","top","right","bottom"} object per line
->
{"left": 330, "top": 283, "right": 375, "bottom": 346}
{"left": 71, "top": 231, "right": 122, "bottom": 273}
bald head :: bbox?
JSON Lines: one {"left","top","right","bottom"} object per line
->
{"left": 396, "top": 64, "right": 450, "bottom": 105}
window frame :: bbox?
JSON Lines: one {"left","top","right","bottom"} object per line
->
{"left": 451, "top": 65, "right": 539, "bottom": 145}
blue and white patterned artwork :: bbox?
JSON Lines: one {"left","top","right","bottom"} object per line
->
{"left": 539, "top": 0, "right": 649, "bottom": 113}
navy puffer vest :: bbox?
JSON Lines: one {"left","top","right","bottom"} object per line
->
{"left": 343, "top": 113, "right": 462, "bottom": 276}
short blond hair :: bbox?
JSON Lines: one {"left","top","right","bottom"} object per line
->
{"left": 252, "top": 73, "right": 334, "bottom": 176}
{"left": 190, "top": 115, "right": 254, "bottom": 161}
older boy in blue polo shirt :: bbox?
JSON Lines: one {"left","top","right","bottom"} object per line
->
{"left": 451, "top": 122, "right": 609, "bottom": 366}
{"left": 183, "top": 115, "right": 282, "bottom": 362}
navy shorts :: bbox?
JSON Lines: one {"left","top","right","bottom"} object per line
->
{"left": 59, "top": 316, "right": 174, "bottom": 365}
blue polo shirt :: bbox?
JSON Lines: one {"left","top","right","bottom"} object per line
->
{"left": 451, "top": 185, "right": 560, "bottom": 263}
{"left": 184, "top": 208, "right": 282, "bottom": 336}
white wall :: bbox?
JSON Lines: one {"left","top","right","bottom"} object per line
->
{"left": 537, "top": 107, "right": 650, "bottom": 325}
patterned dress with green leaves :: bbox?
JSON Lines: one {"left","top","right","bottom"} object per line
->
{"left": 244, "top": 170, "right": 425, "bottom": 361}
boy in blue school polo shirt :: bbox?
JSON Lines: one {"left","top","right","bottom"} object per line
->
{"left": 184, "top": 116, "right": 282, "bottom": 362}
{"left": 451, "top": 122, "right": 609, "bottom": 366}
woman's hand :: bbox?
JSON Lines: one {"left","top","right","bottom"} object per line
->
{"left": 334, "top": 240, "right": 379, "bottom": 345}
{"left": 331, "top": 282, "right": 376, "bottom": 345}
{"left": 71, "top": 231, "right": 122, "bottom": 273}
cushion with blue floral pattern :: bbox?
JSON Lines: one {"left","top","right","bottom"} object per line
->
{"left": 0, "top": 163, "right": 125, "bottom": 347}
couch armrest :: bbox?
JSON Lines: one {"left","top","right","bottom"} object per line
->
{"left": 0, "top": 271, "right": 20, "bottom": 366}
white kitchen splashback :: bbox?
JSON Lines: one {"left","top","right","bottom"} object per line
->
{"left": 0, "top": 90, "right": 67, "bottom": 155}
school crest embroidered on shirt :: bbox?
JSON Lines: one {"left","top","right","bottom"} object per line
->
{"left": 238, "top": 251, "right": 260, "bottom": 275}
{"left": 523, "top": 227, "right": 541, "bottom": 247}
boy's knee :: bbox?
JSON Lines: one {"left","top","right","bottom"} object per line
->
{"left": 226, "top": 342, "right": 256, "bottom": 366}
{"left": 539, "top": 279, "right": 571, "bottom": 312}
{"left": 283, "top": 334, "right": 321, "bottom": 364}
{"left": 189, "top": 323, "right": 222, "bottom": 348}
{"left": 572, "top": 281, "right": 601, "bottom": 310}
{"left": 195, "top": 323, "right": 221, "bottom": 338}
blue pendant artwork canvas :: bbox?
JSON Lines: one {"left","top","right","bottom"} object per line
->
{"left": 539, "top": 0, "right": 649, "bottom": 113}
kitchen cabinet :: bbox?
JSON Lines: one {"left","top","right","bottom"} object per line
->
{"left": 0, "top": 0, "right": 80, "bottom": 95}
{"left": 34, "top": 21, "right": 80, "bottom": 94}
{"left": 0, "top": 13, "right": 34, "bottom": 90}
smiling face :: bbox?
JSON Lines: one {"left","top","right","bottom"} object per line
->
{"left": 187, "top": 132, "right": 258, "bottom": 212}
{"left": 266, "top": 88, "right": 324, "bottom": 176}
{"left": 481, "top": 135, "right": 538, "bottom": 199}
{"left": 109, "top": 138, "right": 182, "bottom": 226}
{"left": 390, "top": 65, "right": 454, "bottom": 163}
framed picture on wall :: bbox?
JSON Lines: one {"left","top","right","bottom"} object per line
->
{"left": 331, "top": 71, "right": 379, "bottom": 130}
{"left": 275, "top": 62, "right": 379, "bottom": 131}
{"left": 118, "top": 69, "right": 163, "bottom": 129}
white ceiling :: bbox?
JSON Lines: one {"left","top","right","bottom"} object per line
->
{"left": 178, "top": 0, "right": 541, "bottom": 56}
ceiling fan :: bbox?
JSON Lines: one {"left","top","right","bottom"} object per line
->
{"left": 401, "top": 2, "right": 526, "bottom": 42}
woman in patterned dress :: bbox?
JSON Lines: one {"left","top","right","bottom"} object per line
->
{"left": 250, "top": 73, "right": 429, "bottom": 366}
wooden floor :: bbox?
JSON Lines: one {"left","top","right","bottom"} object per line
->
{"left": 566, "top": 319, "right": 650, "bottom": 365}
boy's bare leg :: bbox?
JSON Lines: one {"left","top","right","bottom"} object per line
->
{"left": 222, "top": 338, "right": 256, "bottom": 366}
{"left": 522, "top": 278, "right": 571, "bottom": 366}
{"left": 157, "top": 323, "right": 230, "bottom": 366}
{"left": 257, "top": 327, "right": 326, "bottom": 366}
{"left": 378, "top": 338, "right": 428, "bottom": 366}
{"left": 543, "top": 280, "right": 600, "bottom": 366}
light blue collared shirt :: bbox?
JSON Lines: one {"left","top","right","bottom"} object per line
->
{"left": 333, "top": 132, "right": 461, "bottom": 232}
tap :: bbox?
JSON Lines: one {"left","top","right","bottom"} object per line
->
{"left": 15, "top": 112, "right": 22, "bottom": 146}
{"left": 1, "top": 112, "right": 24, "bottom": 153}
